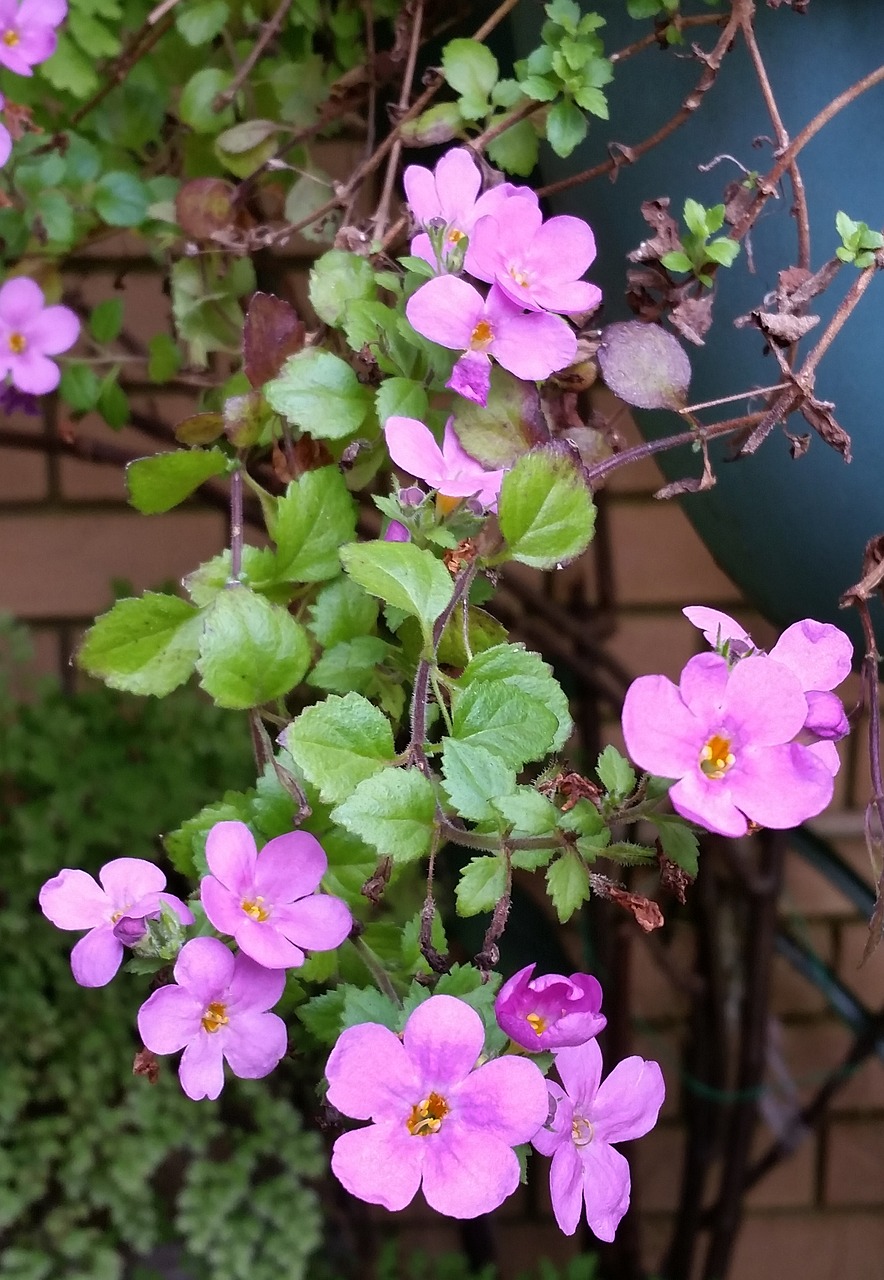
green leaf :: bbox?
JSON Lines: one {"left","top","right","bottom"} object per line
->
{"left": 455, "top": 642, "right": 572, "bottom": 753}
{"left": 654, "top": 814, "right": 700, "bottom": 877}
{"left": 546, "top": 852, "right": 590, "bottom": 922}
{"left": 272, "top": 466, "right": 357, "bottom": 581}
{"left": 37, "top": 192, "right": 74, "bottom": 244}
{"left": 215, "top": 117, "right": 280, "bottom": 153}
{"left": 284, "top": 692, "right": 394, "bottom": 804}
{"left": 97, "top": 376, "right": 129, "bottom": 429}
{"left": 309, "top": 250, "right": 377, "bottom": 328}
{"left": 307, "top": 636, "right": 390, "bottom": 694}
{"left": 340, "top": 541, "right": 453, "bottom": 644}
{"left": 284, "top": 169, "right": 338, "bottom": 243}
{"left": 196, "top": 586, "right": 310, "bottom": 708}
{"left": 661, "top": 250, "right": 693, "bottom": 274}
{"left": 331, "top": 767, "right": 436, "bottom": 863}
{"left": 705, "top": 238, "right": 740, "bottom": 267}
{"left": 41, "top": 32, "right": 99, "bottom": 97}
{"left": 341, "top": 984, "right": 400, "bottom": 1033}
{"left": 176, "top": 0, "right": 229, "bottom": 45}
{"left": 264, "top": 349, "right": 373, "bottom": 440}
{"left": 307, "top": 577, "right": 378, "bottom": 648}
{"left": 148, "top": 333, "right": 183, "bottom": 383}
{"left": 375, "top": 376, "right": 429, "bottom": 425}
{"left": 297, "top": 988, "right": 346, "bottom": 1043}
{"left": 683, "top": 197, "right": 708, "bottom": 238}
{"left": 546, "top": 99, "right": 589, "bottom": 157}
{"left": 455, "top": 855, "right": 506, "bottom": 916}
{"left": 77, "top": 591, "right": 202, "bottom": 696}
{"left": 59, "top": 363, "right": 100, "bottom": 413}
{"left": 450, "top": 682, "right": 558, "bottom": 769}
{"left": 89, "top": 297, "right": 124, "bottom": 344}
{"left": 94, "top": 171, "right": 151, "bottom": 227}
{"left": 68, "top": 9, "right": 120, "bottom": 56}
{"left": 596, "top": 744, "right": 637, "bottom": 798}
{"left": 442, "top": 38, "right": 499, "bottom": 119}
{"left": 487, "top": 118, "right": 540, "bottom": 177}
{"left": 125, "top": 448, "right": 228, "bottom": 514}
{"left": 493, "top": 787, "right": 559, "bottom": 837}
{"left": 441, "top": 740, "right": 517, "bottom": 822}
{"left": 520, "top": 74, "right": 558, "bottom": 101}
{"left": 497, "top": 448, "right": 596, "bottom": 569}
{"left": 179, "top": 67, "right": 236, "bottom": 134}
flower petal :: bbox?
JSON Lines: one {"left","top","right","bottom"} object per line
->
{"left": 579, "top": 1140, "right": 632, "bottom": 1243}
{"left": 253, "top": 829, "right": 327, "bottom": 902}
{"left": 433, "top": 147, "right": 481, "bottom": 225}
{"left": 26, "top": 304, "right": 79, "bottom": 355}
{"left": 548, "top": 1142, "right": 585, "bottom": 1236}
{"left": 405, "top": 275, "right": 482, "bottom": 350}
{"left": 591, "top": 1056, "right": 665, "bottom": 1144}
{"left": 770, "top": 619, "right": 853, "bottom": 691}
{"left": 0, "top": 277, "right": 44, "bottom": 325}
{"left": 179, "top": 1031, "right": 226, "bottom": 1100}
{"left": 205, "top": 820, "right": 258, "bottom": 895}
{"left": 173, "top": 935, "right": 235, "bottom": 1001}
{"left": 491, "top": 308, "right": 577, "bottom": 381}
{"left": 678, "top": 651, "right": 729, "bottom": 718}
{"left": 721, "top": 654, "right": 807, "bottom": 745}
{"left": 385, "top": 414, "right": 446, "bottom": 489}
{"left": 226, "top": 952, "right": 286, "bottom": 1013}
{"left": 621, "top": 674, "right": 702, "bottom": 778}
{"left": 331, "top": 1123, "right": 423, "bottom": 1211}
{"left": 448, "top": 350, "right": 490, "bottom": 406}
{"left": 39, "top": 868, "right": 108, "bottom": 929}
{"left": 222, "top": 1010, "right": 287, "bottom": 1078}
{"left": 70, "top": 925, "right": 123, "bottom": 987}
{"left": 727, "top": 742, "right": 833, "bottom": 829}
{"left": 669, "top": 769, "right": 748, "bottom": 838}
{"left": 403, "top": 163, "right": 440, "bottom": 226}
{"left": 138, "top": 985, "right": 203, "bottom": 1054}
{"left": 326, "top": 1022, "right": 419, "bottom": 1121}
{"left": 0, "top": 125, "right": 11, "bottom": 168}
{"left": 98, "top": 856, "right": 166, "bottom": 907}
{"left": 682, "top": 606, "right": 752, "bottom": 650}
{"left": 403, "top": 995, "right": 485, "bottom": 1089}
{"left": 531, "top": 1081, "right": 569, "bottom": 1156}
{"left": 803, "top": 689, "right": 849, "bottom": 740}
{"left": 234, "top": 915, "right": 305, "bottom": 969}
{"left": 10, "top": 352, "right": 61, "bottom": 394}
{"left": 274, "top": 893, "right": 352, "bottom": 952}
{"left": 453, "top": 1054, "right": 549, "bottom": 1145}
{"left": 553, "top": 1040, "right": 603, "bottom": 1110}
{"left": 200, "top": 875, "right": 245, "bottom": 936}
{"left": 421, "top": 1125, "right": 521, "bottom": 1217}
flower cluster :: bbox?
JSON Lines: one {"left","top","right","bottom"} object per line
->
{"left": 39, "top": 820, "right": 352, "bottom": 1099}
{"left": 402, "top": 147, "right": 601, "bottom": 407}
{"left": 326, "top": 965, "right": 663, "bottom": 1236}
{"left": 622, "top": 608, "right": 852, "bottom": 838}
{"left": 0, "top": 0, "right": 66, "bottom": 76}
{"left": 0, "top": 278, "right": 80, "bottom": 395}
{"left": 383, "top": 413, "right": 505, "bottom": 518}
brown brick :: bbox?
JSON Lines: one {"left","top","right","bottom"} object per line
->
{"left": 0, "top": 446, "right": 50, "bottom": 503}
{"left": 825, "top": 1117, "right": 884, "bottom": 1206}
{"left": 829, "top": 837, "right": 880, "bottom": 898}
{"left": 633, "top": 1121, "right": 684, "bottom": 1212}
{"left": 731, "top": 1210, "right": 884, "bottom": 1280}
{"left": 0, "top": 509, "right": 226, "bottom": 619}
{"left": 495, "top": 1221, "right": 580, "bottom": 1279}
{"left": 781, "top": 850, "right": 861, "bottom": 920}
{"left": 607, "top": 499, "right": 740, "bottom": 606}
{"left": 744, "top": 1126, "right": 817, "bottom": 1210}
{"left": 779, "top": 1020, "right": 856, "bottom": 1109}
{"left": 836, "top": 1055, "right": 884, "bottom": 1113}
{"left": 770, "top": 932, "right": 838, "bottom": 1018}
{"left": 603, "top": 611, "right": 698, "bottom": 683}
{"left": 835, "top": 921, "right": 884, "bottom": 1007}
{"left": 631, "top": 922, "right": 695, "bottom": 1022}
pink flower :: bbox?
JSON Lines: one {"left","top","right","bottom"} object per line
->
{"left": 532, "top": 1039, "right": 665, "bottom": 1240}
{"left": 0, "top": 95, "right": 11, "bottom": 167}
{"left": 326, "top": 994, "right": 549, "bottom": 1218}
{"left": 683, "top": 607, "right": 852, "bottom": 773}
{"left": 137, "top": 936, "right": 287, "bottom": 1100}
{"left": 406, "top": 276, "right": 577, "bottom": 406}
{"left": 385, "top": 414, "right": 504, "bottom": 510}
{"left": 622, "top": 652, "right": 835, "bottom": 837}
{"left": 39, "top": 857, "right": 194, "bottom": 987}
{"left": 200, "top": 820, "right": 352, "bottom": 970}
{"left": 404, "top": 147, "right": 536, "bottom": 270}
{"left": 466, "top": 199, "right": 602, "bottom": 316}
{"left": 0, "top": 0, "right": 67, "bottom": 75}
{"left": 0, "top": 277, "right": 79, "bottom": 394}
{"left": 495, "top": 964, "right": 605, "bottom": 1052}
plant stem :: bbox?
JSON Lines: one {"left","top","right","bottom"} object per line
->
{"left": 214, "top": 0, "right": 294, "bottom": 110}
{"left": 229, "top": 466, "right": 244, "bottom": 582}
{"left": 351, "top": 935, "right": 402, "bottom": 1005}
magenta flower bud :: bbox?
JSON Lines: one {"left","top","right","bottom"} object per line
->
{"left": 383, "top": 520, "right": 410, "bottom": 543}
{"left": 495, "top": 964, "right": 606, "bottom": 1052}
{"left": 113, "top": 915, "right": 148, "bottom": 946}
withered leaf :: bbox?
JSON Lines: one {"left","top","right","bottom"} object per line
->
{"left": 606, "top": 884, "right": 665, "bottom": 932}
{"left": 787, "top": 431, "right": 811, "bottom": 459}
{"left": 800, "top": 397, "right": 852, "bottom": 460}
{"left": 754, "top": 311, "right": 820, "bottom": 344}
{"left": 598, "top": 320, "right": 691, "bottom": 410}
{"left": 671, "top": 293, "right": 715, "bottom": 346}
{"left": 133, "top": 1048, "right": 159, "bottom": 1084}
{"left": 175, "top": 178, "right": 238, "bottom": 241}
{"left": 243, "top": 292, "right": 306, "bottom": 388}
{"left": 628, "top": 198, "right": 682, "bottom": 263}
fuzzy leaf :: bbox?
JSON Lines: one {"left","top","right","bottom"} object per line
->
{"left": 307, "top": 578, "right": 379, "bottom": 649}
{"left": 450, "top": 682, "right": 558, "bottom": 769}
{"left": 441, "top": 740, "right": 517, "bottom": 822}
{"left": 283, "top": 692, "right": 394, "bottom": 804}
{"left": 309, "top": 250, "right": 377, "bottom": 328}
{"left": 272, "top": 466, "right": 357, "bottom": 582}
{"left": 332, "top": 768, "right": 436, "bottom": 863}
{"left": 455, "top": 855, "right": 507, "bottom": 916}
{"left": 77, "top": 592, "right": 202, "bottom": 696}
{"left": 264, "top": 349, "right": 372, "bottom": 440}
{"left": 497, "top": 449, "right": 596, "bottom": 569}
{"left": 126, "top": 449, "right": 228, "bottom": 514}
{"left": 340, "top": 541, "right": 453, "bottom": 644}
{"left": 546, "top": 852, "right": 590, "bottom": 922}
{"left": 455, "top": 642, "right": 572, "bottom": 752}
{"left": 598, "top": 320, "right": 692, "bottom": 410}
{"left": 196, "top": 587, "right": 310, "bottom": 708}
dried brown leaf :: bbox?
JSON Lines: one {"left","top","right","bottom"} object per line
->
{"left": 671, "top": 293, "right": 715, "bottom": 346}
{"left": 628, "top": 197, "right": 682, "bottom": 263}
{"left": 243, "top": 292, "right": 306, "bottom": 388}
{"left": 606, "top": 884, "right": 665, "bottom": 932}
{"left": 800, "top": 397, "right": 852, "bottom": 460}
{"left": 754, "top": 311, "right": 820, "bottom": 344}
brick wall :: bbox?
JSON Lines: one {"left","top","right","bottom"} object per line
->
{"left": 1, "top": 245, "right": 882, "bottom": 1280}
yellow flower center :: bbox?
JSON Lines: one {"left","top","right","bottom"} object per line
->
{"left": 407, "top": 1091, "right": 450, "bottom": 1137}
{"left": 2, "top": 28, "right": 19, "bottom": 46}
{"left": 109, "top": 904, "right": 132, "bottom": 923}
{"left": 571, "top": 1115, "right": 593, "bottom": 1148}
{"left": 448, "top": 228, "right": 465, "bottom": 244}
{"left": 509, "top": 266, "right": 531, "bottom": 289}
{"left": 8, "top": 332, "right": 26, "bottom": 354}
{"left": 700, "top": 732, "right": 735, "bottom": 779}
{"left": 201, "top": 1001, "right": 229, "bottom": 1033}
{"left": 241, "top": 896, "right": 270, "bottom": 922}
{"left": 526, "top": 1012, "right": 547, "bottom": 1036}
{"left": 469, "top": 318, "right": 494, "bottom": 351}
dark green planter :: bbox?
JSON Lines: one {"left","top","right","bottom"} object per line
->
{"left": 515, "top": 1, "right": 884, "bottom": 643}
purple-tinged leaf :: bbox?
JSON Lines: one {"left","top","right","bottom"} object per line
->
{"left": 598, "top": 321, "right": 691, "bottom": 411}
{"left": 243, "top": 292, "right": 306, "bottom": 388}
